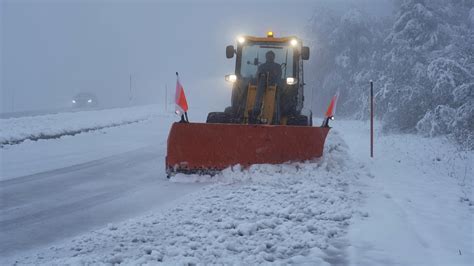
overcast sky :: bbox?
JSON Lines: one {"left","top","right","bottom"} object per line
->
{"left": 1, "top": 0, "right": 392, "bottom": 113}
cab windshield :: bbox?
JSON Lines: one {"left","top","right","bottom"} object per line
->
{"left": 240, "top": 42, "right": 294, "bottom": 79}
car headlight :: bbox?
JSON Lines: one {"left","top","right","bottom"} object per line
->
{"left": 225, "top": 74, "right": 237, "bottom": 83}
{"left": 237, "top": 37, "right": 245, "bottom": 44}
{"left": 286, "top": 77, "right": 297, "bottom": 85}
{"left": 72, "top": 100, "right": 76, "bottom": 104}
{"left": 87, "top": 99, "right": 92, "bottom": 103}
{"left": 290, "top": 39, "right": 298, "bottom": 46}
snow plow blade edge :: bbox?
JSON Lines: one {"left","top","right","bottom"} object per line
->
{"left": 166, "top": 122, "right": 330, "bottom": 176}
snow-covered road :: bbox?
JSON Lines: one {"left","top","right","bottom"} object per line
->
{"left": 0, "top": 146, "right": 203, "bottom": 257}
{"left": 0, "top": 106, "right": 208, "bottom": 260}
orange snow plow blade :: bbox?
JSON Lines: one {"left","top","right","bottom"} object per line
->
{"left": 166, "top": 122, "right": 330, "bottom": 176}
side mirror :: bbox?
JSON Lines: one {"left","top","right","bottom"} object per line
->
{"left": 226, "top": 45, "right": 235, "bottom": 59}
{"left": 301, "top": 46, "right": 310, "bottom": 60}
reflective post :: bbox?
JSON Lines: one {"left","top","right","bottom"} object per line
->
{"left": 370, "top": 80, "right": 374, "bottom": 158}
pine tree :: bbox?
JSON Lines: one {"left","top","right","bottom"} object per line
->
{"left": 305, "top": 0, "right": 473, "bottom": 149}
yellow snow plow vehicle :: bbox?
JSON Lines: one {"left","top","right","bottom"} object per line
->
{"left": 166, "top": 32, "right": 332, "bottom": 176}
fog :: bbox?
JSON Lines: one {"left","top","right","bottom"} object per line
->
{"left": 1, "top": 0, "right": 393, "bottom": 114}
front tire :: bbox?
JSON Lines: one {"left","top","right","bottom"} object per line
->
{"left": 287, "top": 115, "right": 310, "bottom": 126}
{"left": 206, "top": 112, "right": 231, "bottom": 124}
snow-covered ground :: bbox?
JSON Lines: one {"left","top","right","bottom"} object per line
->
{"left": 1, "top": 107, "right": 472, "bottom": 265}
{"left": 4, "top": 131, "right": 362, "bottom": 265}
{"left": 0, "top": 105, "right": 161, "bottom": 146}
{"left": 339, "top": 120, "right": 473, "bottom": 266}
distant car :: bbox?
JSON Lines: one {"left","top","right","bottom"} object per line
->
{"left": 71, "top": 92, "right": 98, "bottom": 108}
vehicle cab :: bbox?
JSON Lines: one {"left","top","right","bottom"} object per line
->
{"left": 225, "top": 32, "right": 310, "bottom": 118}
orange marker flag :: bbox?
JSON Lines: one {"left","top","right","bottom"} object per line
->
{"left": 175, "top": 72, "right": 188, "bottom": 114}
{"left": 325, "top": 92, "right": 339, "bottom": 118}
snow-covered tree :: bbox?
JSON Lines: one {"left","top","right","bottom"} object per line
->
{"left": 305, "top": 0, "right": 473, "bottom": 149}
{"left": 305, "top": 6, "right": 388, "bottom": 117}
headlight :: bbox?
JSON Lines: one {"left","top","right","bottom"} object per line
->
{"left": 237, "top": 37, "right": 245, "bottom": 44}
{"left": 72, "top": 100, "right": 76, "bottom": 104}
{"left": 286, "top": 77, "right": 297, "bottom": 85}
{"left": 225, "top": 74, "right": 237, "bottom": 83}
{"left": 290, "top": 39, "right": 298, "bottom": 46}
{"left": 87, "top": 99, "right": 92, "bottom": 103}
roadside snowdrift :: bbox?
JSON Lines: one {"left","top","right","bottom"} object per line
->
{"left": 0, "top": 105, "right": 162, "bottom": 146}
{"left": 8, "top": 131, "right": 367, "bottom": 265}
{"left": 338, "top": 120, "right": 473, "bottom": 266}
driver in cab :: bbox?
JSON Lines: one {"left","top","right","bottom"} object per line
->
{"left": 251, "top": 50, "right": 282, "bottom": 123}
{"left": 256, "top": 50, "right": 282, "bottom": 85}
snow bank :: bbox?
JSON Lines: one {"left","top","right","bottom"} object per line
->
{"left": 337, "top": 120, "right": 474, "bottom": 266}
{"left": 0, "top": 105, "right": 163, "bottom": 146}
{"left": 8, "top": 131, "right": 367, "bottom": 265}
